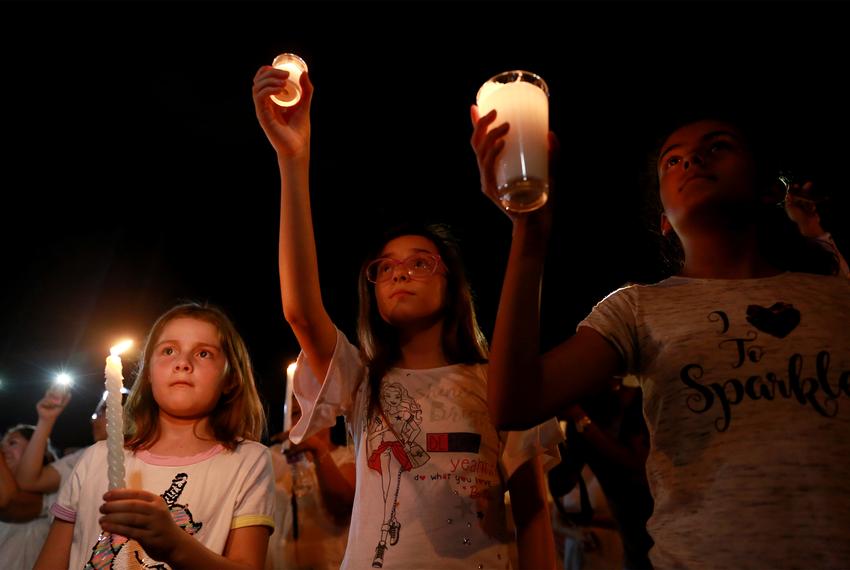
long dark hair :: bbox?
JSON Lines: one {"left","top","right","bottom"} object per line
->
{"left": 641, "top": 112, "right": 838, "bottom": 277}
{"left": 357, "top": 223, "right": 488, "bottom": 416}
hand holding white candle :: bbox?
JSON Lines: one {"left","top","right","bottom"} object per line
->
{"left": 476, "top": 70, "right": 550, "bottom": 213}
{"left": 270, "top": 53, "right": 308, "bottom": 108}
{"left": 105, "top": 340, "right": 132, "bottom": 490}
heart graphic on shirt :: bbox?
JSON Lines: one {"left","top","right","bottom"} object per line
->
{"left": 745, "top": 302, "right": 800, "bottom": 338}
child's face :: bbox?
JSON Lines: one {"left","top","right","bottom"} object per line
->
{"left": 149, "top": 317, "right": 229, "bottom": 422}
{"left": 373, "top": 235, "right": 447, "bottom": 328}
{"left": 657, "top": 120, "right": 757, "bottom": 233}
{"left": 1, "top": 431, "right": 28, "bottom": 471}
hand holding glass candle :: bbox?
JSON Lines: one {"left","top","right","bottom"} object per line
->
{"left": 476, "top": 70, "right": 550, "bottom": 213}
{"left": 270, "top": 53, "right": 308, "bottom": 108}
{"left": 105, "top": 340, "right": 132, "bottom": 490}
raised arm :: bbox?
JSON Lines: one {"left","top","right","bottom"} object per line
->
{"left": 253, "top": 65, "right": 337, "bottom": 381}
{"left": 470, "top": 106, "right": 623, "bottom": 430}
{"left": 508, "top": 456, "right": 555, "bottom": 570}
{"left": 16, "top": 390, "right": 69, "bottom": 493}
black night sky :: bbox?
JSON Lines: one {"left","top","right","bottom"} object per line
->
{"left": 1, "top": 0, "right": 848, "bottom": 451}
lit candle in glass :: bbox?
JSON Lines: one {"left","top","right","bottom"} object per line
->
{"left": 270, "top": 53, "right": 308, "bottom": 108}
{"left": 105, "top": 340, "right": 132, "bottom": 490}
{"left": 476, "top": 70, "right": 550, "bottom": 213}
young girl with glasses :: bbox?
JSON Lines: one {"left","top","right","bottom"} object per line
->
{"left": 471, "top": 106, "right": 850, "bottom": 568}
{"left": 253, "top": 64, "right": 563, "bottom": 569}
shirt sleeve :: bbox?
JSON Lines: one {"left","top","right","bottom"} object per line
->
{"left": 49, "top": 447, "right": 86, "bottom": 487}
{"left": 290, "top": 328, "right": 366, "bottom": 445}
{"left": 499, "top": 417, "right": 564, "bottom": 481}
{"left": 231, "top": 444, "right": 276, "bottom": 531}
{"left": 815, "top": 232, "right": 850, "bottom": 278}
{"left": 50, "top": 446, "right": 93, "bottom": 523}
{"left": 577, "top": 285, "right": 641, "bottom": 374}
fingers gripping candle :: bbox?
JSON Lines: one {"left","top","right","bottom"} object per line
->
{"left": 105, "top": 340, "right": 132, "bottom": 490}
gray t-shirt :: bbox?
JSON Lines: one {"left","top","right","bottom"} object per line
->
{"left": 581, "top": 271, "right": 850, "bottom": 569}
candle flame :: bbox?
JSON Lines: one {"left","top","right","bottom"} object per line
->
{"left": 286, "top": 362, "right": 297, "bottom": 377}
{"left": 110, "top": 339, "right": 134, "bottom": 356}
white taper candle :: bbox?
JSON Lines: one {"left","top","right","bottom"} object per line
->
{"left": 105, "top": 340, "right": 132, "bottom": 490}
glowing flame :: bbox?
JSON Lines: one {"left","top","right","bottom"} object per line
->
{"left": 110, "top": 339, "right": 133, "bottom": 356}
{"left": 286, "top": 362, "right": 297, "bottom": 377}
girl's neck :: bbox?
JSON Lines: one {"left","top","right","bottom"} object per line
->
{"left": 148, "top": 413, "right": 219, "bottom": 456}
{"left": 679, "top": 227, "right": 781, "bottom": 279}
{"left": 396, "top": 318, "right": 449, "bottom": 369}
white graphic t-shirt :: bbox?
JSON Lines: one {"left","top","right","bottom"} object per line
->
{"left": 580, "top": 271, "right": 850, "bottom": 569}
{"left": 0, "top": 490, "right": 56, "bottom": 570}
{"left": 289, "top": 329, "right": 563, "bottom": 570}
{"left": 52, "top": 440, "right": 275, "bottom": 569}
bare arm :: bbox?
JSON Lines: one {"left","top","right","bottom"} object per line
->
{"left": 312, "top": 452, "right": 356, "bottom": 525}
{"left": 253, "top": 66, "right": 337, "bottom": 382}
{"left": 286, "top": 433, "right": 356, "bottom": 525}
{"left": 17, "top": 390, "right": 68, "bottom": 493}
{"left": 566, "top": 404, "right": 649, "bottom": 477}
{"left": 470, "top": 106, "right": 623, "bottom": 430}
{"left": 34, "top": 519, "right": 74, "bottom": 569}
{"left": 508, "top": 456, "right": 555, "bottom": 570}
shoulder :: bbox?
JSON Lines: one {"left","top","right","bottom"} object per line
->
{"left": 230, "top": 441, "right": 276, "bottom": 472}
{"left": 785, "top": 270, "right": 850, "bottom": 289}
{"left": 50, "top": 447, "right": 88, "bottom": 477}
{"left": 232, "top": 440, "right": 272, "bottom": 458}
{"left": 82, "top": 440, "right": 109, "bottom": 462}
{"left": 467, "top": 362, "right": 489, "bottom": 381}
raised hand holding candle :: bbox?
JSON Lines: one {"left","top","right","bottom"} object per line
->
{"left": 47, "top": 372, "right": 74, "bottom": 399}
{"left": 105, "top": 340, "right": 132, "bottom": 490}
{"left": 476, "top": 70, "right": 550, "bottom": 213}
{"left": 270, "top": 53, "right": 308, "bottom": 108}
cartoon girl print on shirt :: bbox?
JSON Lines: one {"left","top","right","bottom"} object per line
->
{"left": 366, "top": 382, "right": 429, "bottom": 568}
{"left": 85, "top": 473, "right": 202, "bottom": 570}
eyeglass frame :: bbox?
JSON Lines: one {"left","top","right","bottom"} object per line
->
{"left": 364, "top": 253, "right": 446, "bottom": 284}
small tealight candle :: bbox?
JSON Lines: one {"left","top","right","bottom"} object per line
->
{"left": 105, "top": 340, "right": 132, "bottom": 490}
{"left": 270, "top": 53, "right": 308, "bottom": 108}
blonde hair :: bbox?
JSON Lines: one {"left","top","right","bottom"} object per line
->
{"left": 124, "top": 302, "right": 266, "bottom": 451}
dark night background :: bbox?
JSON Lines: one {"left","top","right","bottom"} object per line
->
{"left": 1, "top": 0, "right": 848, "bottom": 452}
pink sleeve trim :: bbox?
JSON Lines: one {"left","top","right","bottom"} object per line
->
{"left": 51, "top": 503, "right": 77, "bottom": 522}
